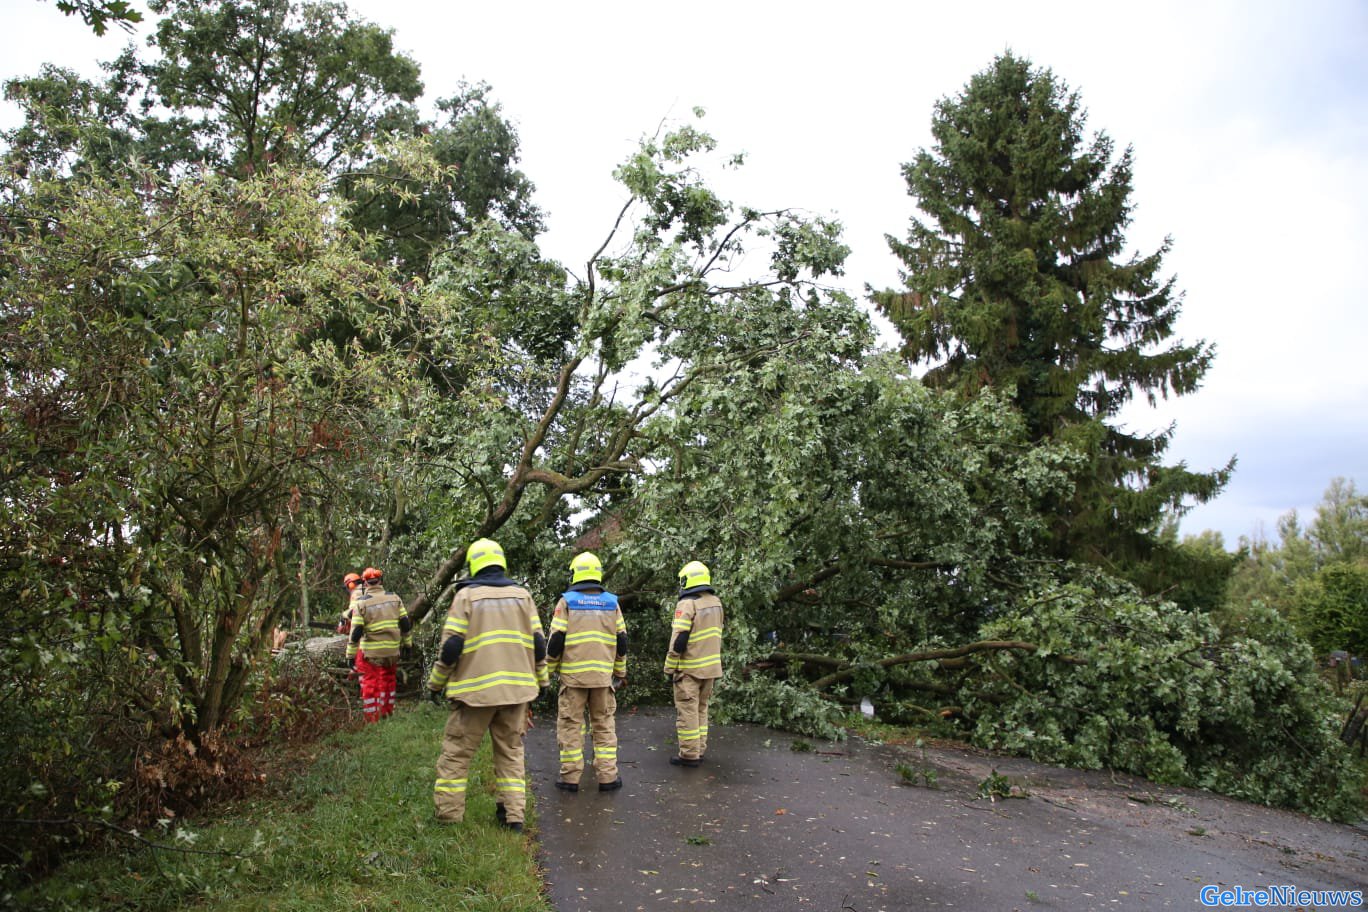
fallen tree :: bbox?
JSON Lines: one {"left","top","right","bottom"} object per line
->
{"left": 395, "top": 119, "right": 867, "bottom": 623}
{"left": 728, "top": 571, "right": 1366, "bottom": 823}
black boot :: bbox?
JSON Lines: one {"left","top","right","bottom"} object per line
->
{"left": 598, "top": 777, "right": 623, "bottom": 791}
{"left": 669, "top": 756, "right": 701, "bottom": 768}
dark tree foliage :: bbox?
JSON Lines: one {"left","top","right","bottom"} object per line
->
{"left": 122, "top": 0, "right": 546, "bottom": 262}
{"left": 131, "top": 0, "right": 423, "bottom": 174}
{"left": 342, "top": 83, "right": 544, "bottom": 279}
{"left": 1126, "top": 526, "right": 1242, "bottom": 613}
{"left": 874, "top": 53, "right": 1232, "bottom": 568}
{"left": 8, "top": 0, "right": 543, "bottom": 259}
{"left": 3, "top": 0, "right": 555, "bottom": 496}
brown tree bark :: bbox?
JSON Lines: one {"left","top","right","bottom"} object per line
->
{"left": 766, "top": 640, "right": 1086, "bottom": 691}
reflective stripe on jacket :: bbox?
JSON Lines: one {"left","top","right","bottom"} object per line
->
{"left": 665, "top": 591, "right": 723, "bottom": 678}
{"left": 549, "top": 589, "right": 626, "bottom": 687}
{"left": 347, "top": 588, "right": 410, "bottom": 661}
{"left": 429, "top": 582, "right": 548, "bottom": 705}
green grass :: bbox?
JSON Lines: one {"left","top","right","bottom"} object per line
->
{"left": 18, "top": 703, "right": 550, "bottom": 912}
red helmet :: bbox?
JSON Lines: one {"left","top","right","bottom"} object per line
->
{"left": 361, "top": 567, "right": 383, "bottom": 582}
{"left": 343, "top": 572, "right": 362, "bottom": 589}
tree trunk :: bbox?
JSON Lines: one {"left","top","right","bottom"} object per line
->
{"left": 762, "top": 640, "right": 1086, "bottom": 691}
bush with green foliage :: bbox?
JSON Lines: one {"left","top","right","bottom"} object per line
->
{"left": 1292, "top": 562, "right": 1368, "bottom": 657}
{"left": 966, "top": 574, "right": 1364, "bottom": 821}
{"left": 0, "top": 636, "right": 141, "bottom": 884}
{"left": 0, "top": 645, "right": 349, "bottom": 893}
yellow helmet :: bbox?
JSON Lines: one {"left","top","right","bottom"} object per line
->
{"left": 467, "top": 538, "right": 506, "bottom": 575}
{"left": 678, "top": 560, "right": 711, "bottom": 589}
{"left": 569, "top": 551, "right": 603, "bottom": 585}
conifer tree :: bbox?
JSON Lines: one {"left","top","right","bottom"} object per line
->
{"left": 875, "top": 53, "right": 1231, "bottom": 565}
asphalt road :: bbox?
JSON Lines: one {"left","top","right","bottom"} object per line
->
{"left": 524, "top": 705, "right": 1366, "bottom": 912}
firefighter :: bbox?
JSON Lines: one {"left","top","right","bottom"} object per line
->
{"left": 547, "top": 551, "right": 628, "bottom": 792}
{"left": 428, "top": 538, "right": 549, "bottom": 832}
{"left": 664, "top": 560, "right": 724, "bottom": 767}
{"left": 336, "top": 572, "right": 364, "bottom": 634}
{"left": 347, "top": 566, "right": 412, "bottom": 722}
{"left": 338, "top": 571, "right": 365, "bottom": 701}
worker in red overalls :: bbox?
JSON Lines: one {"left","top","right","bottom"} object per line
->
{"left": 348, "top": 566, "right": 412, "bottom": 721}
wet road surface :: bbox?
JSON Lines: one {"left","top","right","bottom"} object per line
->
{"left": 525, "top": 706, "right": 1367, "bottom": 911}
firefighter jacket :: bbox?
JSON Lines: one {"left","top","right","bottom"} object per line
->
{"left": 547, "top": 585, "right": 627, "bottom": 688}
{"left": 347, "top": 585, "right": 411, "bottom": 663}
{"left": 337, "top": 589, "right": 364, "bottom": 634}
{"left": 428, "top": 571, "right": 549, "bottom": 706}
{"left": 664, "top": 586, "right": 723, "bottom": 678}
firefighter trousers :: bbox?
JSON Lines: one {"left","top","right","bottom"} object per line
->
{"left": 434, "top": 702, "right": 530, "bottom": 823}
{"left": 356, "top": 652, "right": 396, "bottom": 722}
{"left": 672, "top": 674, "right": 715, "bottom": 760}
{"left": 556, "top": 685, "right": 618, "bottom": 785}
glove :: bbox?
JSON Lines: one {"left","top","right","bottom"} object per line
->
{"left": 401, "top": 644, "right": 413, "bottom": 661}
{"left": 428, "top": 688, "right": 445, "bottom": 706}
{"left": 536, "top": 685, "right": 551, "bottom": 704}
{"left": 612, "top": 675, "right": 627, "bottom": 691}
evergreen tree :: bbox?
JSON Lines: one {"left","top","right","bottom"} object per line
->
{"left": 874, "top": 53, "right": 1231, "bottom": 565}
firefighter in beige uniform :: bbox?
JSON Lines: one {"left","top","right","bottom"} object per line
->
{"left": 547, "top": 552, "right": 628, "bottom": 792}
{"left": 664, "top": 560, "right": 724, "bottom": 767}
{"left": 336, "top": 571, "right": 364, "bottom": 634}
{"left": 427, "top": 538, "right": 549, "bottom": 832}
{"left": 347, "top": 566, "right": 412, "bottom": 722}
{"left": 337, "top": 571, "right": 365, "bottom": 695}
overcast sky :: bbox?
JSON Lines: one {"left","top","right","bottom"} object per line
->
{"left": 4, "top": 0, "right": 1366, "bottom": 547}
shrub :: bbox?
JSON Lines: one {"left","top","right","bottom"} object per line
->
{"left": 966, "top": 575, "right": 1365, "bottom": 821}
{"left": 0, "top": 645, "right": 353, "bottom": 894}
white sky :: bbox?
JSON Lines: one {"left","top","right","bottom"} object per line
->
{"left": 4, "top": 0, "right": 1366, "bottom": 547}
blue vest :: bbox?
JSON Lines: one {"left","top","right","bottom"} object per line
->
{"left": 562, "top": 590, "right": 619, "bottom": 612}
